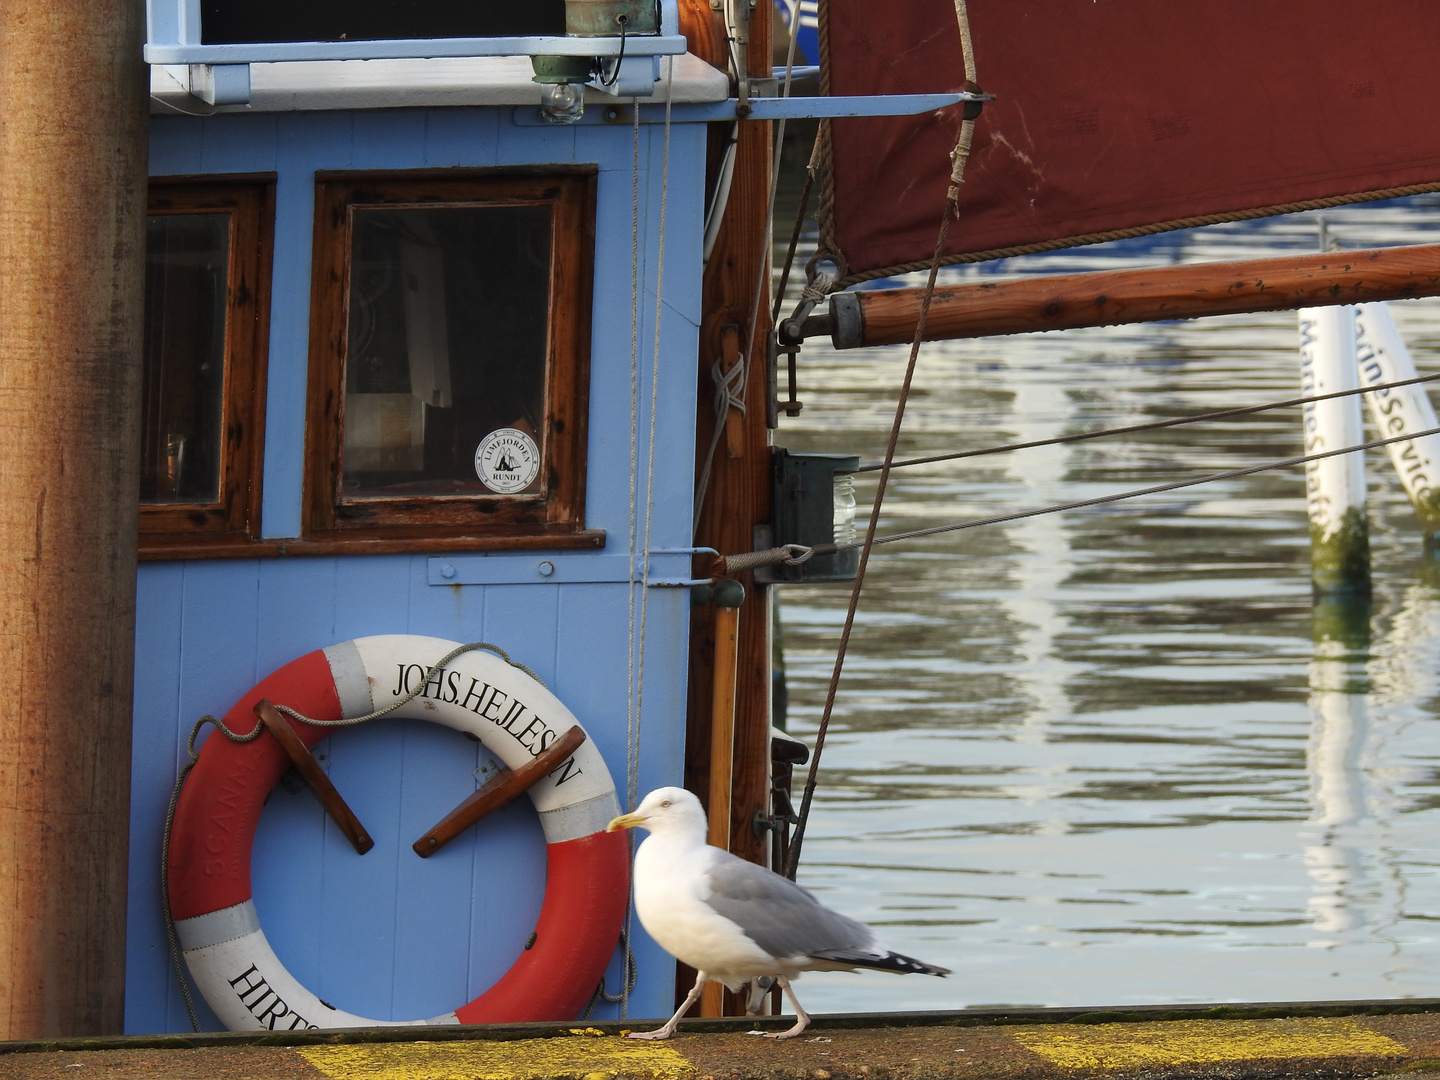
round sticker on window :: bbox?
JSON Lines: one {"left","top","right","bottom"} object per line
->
{"left": 474, "top": 428, "right": 540, "bottom": 493}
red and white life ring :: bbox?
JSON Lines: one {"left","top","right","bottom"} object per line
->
{"left": 165, "top": 635, "right": 629, "bottom": 1030}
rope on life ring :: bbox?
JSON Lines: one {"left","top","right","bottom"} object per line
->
{"left": 165, "top": 634, "right": 629, "bottom": 1031}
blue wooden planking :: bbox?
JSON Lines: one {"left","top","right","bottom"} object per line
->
{"left": 199, "top": 112, "right": 279, "bottom": 174}
{"left": 176, "top": 562, "right": 263, "bottom": 718}
{"left": 250, "top": 742, "right": 330, "bottom": 998}
{"left": 630, "top": 591, "right": 691, "bottom": 798}
{"left": 352, "top": 110, "right": 427, "bottom": 169}
{"left": 391, "top": 721, "right": 488, "bottom": 1016}
{"left": 551, "top": 581, "right": 687, "bottom": 1022}
{"left": 149, "top": 116, "right": 204, "bottom": 176}
{"left": 647, "top": 127, "right": 707, "bottom": 323}
{"left": 552, "top": 583, "right": 640, "bottom": 792}
{"left": 315, "top": 717, "right": 405, "bottom": 1017}
{"left": 333, "top": 554, "right": 421, "bottom": 641}
{"left": 126, "top": 563, "right": 189, "bottom": 1035}
{"left": 579, "top": 126, "right": 704, "bottom": 548}
{"left": 499, "top": 120, "right": 577, "bottom": 167}
{"left": 423, "top": 108, "right": 500, "bottom": 168}
{"left": 461, "top": 800, "right": 548, "bottom": 1006}
{"left": 645, "top": 303, "right": 704, "bottom": 551}
{"left": 577, "top": 120, "right": 649, "bottom": 177}
{"left": 404, "top": 554, "right": 479, "bottom": 637}
{"left": 479, "top": 584, "right": 560, "bottom": 686}
{"left": 254, "top": 558, "right": 342, "bottom": 670}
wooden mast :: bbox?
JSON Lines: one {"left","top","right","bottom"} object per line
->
{"left": 679, "top": 0, "right": 775, "bottom": 1018}
{"left": 0, "top": 0, "right": 147, "bottom": 1037}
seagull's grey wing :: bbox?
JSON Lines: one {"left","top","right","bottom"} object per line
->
{"left": 701, "top": 853, "right": 876, "bottom": 959}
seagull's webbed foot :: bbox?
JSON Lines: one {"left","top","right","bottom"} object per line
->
{"left": 626, "top": 1025, "right": 678, "bottom": 1041}
{"left": 762, "top": 1020, "right": 809, "bottom": 1040}
{"left": 762, "top": 976, "right": 812, "bottom": 1040}
{"left": 627, "top": 969, "right": 710, "bottom": 1041}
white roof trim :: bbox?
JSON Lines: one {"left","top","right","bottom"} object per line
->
{"left": 150, "top": 53, "right": 729, "bottom": 115}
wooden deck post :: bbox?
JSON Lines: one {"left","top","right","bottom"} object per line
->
{"left": 0, "top": 0, "right": 147, "bottom": 1037}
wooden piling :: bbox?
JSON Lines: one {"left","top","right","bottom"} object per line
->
{"left": 0, "top": 0, "right": 147, "bottom": 1038}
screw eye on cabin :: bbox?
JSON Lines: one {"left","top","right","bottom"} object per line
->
{"left": 127, "top": 0, "right": 732, "bottom": 1033}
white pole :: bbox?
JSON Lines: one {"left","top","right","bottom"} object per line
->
{"left": 1299, "top": 305, "right": 1370, "bottom": 593}
{"left": 1354, "top": 301, "right": 1440, "bottom": 544}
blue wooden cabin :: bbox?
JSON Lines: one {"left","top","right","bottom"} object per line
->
{"left": 128, "top": 0, "right": 728, "bottom": 1032}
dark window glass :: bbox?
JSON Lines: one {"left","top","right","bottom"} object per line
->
{"left": 141, "top": 213, "right": 230, "bottom": 504}
{"left": 200, "top": 0, "right": 564, "bottom": 45}
{"left": 342, "top": 205, "right": 551, "bottom": 499}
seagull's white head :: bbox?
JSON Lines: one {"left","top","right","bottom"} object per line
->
{"left": 607, "top": 786, "right": 708, "bottom": 839}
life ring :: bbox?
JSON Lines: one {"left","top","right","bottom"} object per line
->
{"left": 165, "top": 635, "right": 629, "bottom": 1030}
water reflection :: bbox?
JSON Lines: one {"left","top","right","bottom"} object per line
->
{"left": 1305, "top": 598, "right": 1370, "bottom": 938}
{"left": 776, "top": 194, "right": 1440, "bottom": 1009}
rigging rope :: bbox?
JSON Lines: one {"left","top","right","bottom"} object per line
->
{"left": 784, "top": 0, "right": 978, "bottom": 881}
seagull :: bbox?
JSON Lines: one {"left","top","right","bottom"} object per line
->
{"left": 607, "top": 786, "right": 949, "bottom": 1040}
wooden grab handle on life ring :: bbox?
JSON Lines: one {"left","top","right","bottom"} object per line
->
{"left": 254, "top": 699, "right": 374, "bottom": 855}
{"left": 413, "top": 724, "right": 587, "bottom": 858}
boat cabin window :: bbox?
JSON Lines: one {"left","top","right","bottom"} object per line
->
{"left": 140, "top": 176, "right": 274, "bottom": 557}
{"left": 304, "top": 169, "right": 596, "bottom": 547}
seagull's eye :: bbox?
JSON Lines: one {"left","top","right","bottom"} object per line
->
{"left": 660, "top": 800, "right": 671, "bottom": 808}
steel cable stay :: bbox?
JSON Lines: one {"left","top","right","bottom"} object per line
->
{"left": 853, "top": 422, "right": 1440, "bottom": 549}
{"left": 719, "top": 418, "right": 1440, "bottom": 575}
{"left": 856, "top": 370, "right": 1440, "bottom": 473}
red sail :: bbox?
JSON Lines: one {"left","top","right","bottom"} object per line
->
{"left": 821, "top": 0, "right": 1440, "bottom": 284}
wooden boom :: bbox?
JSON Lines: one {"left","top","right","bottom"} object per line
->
{"left": 824, "top": 243, "right": 1440, "bottom": 349}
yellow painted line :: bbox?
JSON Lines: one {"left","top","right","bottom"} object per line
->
{"left": 297, "top": 1036, "right": 694, "bottom": 1080}
{"left": 1012, "top": 1017, "right": 1406, "bottom": 1069}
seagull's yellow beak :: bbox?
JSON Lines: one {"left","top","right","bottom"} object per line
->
{"left": 607, "top": 811, "right": 647, "bottom": 832}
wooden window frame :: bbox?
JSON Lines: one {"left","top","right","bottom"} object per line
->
{"left": 302, "top": 167, "right": 598, "bottom": 550}
{"left": 140, "top": 175, "right": 275, "bottom": 559}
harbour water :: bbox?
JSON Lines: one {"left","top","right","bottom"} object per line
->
{"left": 773, "top": 193, "right": 1440, "bottom": 1012}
